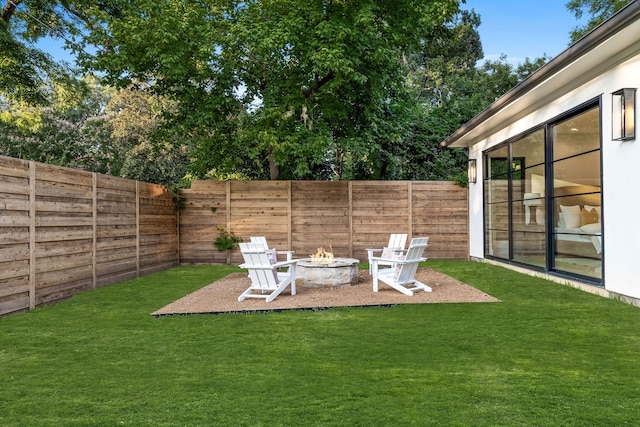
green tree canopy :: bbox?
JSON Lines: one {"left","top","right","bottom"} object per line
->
{"left": 72, "top": 0, "right": 463, "bottom": 180}
{"left": 3, "top": 0, "right": 590, "bottom": 185}
{"left": 0, "top": 0, "right": 99, "bottom": 104}
{"left": 567, "top": 0, "right": 630, "bottom": 42}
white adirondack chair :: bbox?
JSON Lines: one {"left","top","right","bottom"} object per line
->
{"left": 238, "top": 242, "right": 298, "bottom": 302}
{"left": 370, "top": 237, "right": 431, "bottom": 296}
{"left": 249, "top": 236, "right": 294, "bottom": 261}
{"left": 366, "top": 233, "right": 408, "bottom": 274}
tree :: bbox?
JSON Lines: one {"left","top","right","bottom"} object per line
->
{"left": 108, "top": 86, "right": 190, "bottom": 186}
{"left": 0, "top": 0, "right": 568, "bottom": 185}
{"left": 391, "top": 10, "right": 484, "bottom": 182}
{"left": 0, "top": 73, "right": 120, "bottom": 174}
{"left": 72, "top": 0, "right": 463, "bottom": 180}
{"left": 396, "top": 7, "right": 551, "bottom": 183}
{"left": 0, "top": 0, "right": 101, "bottom": 104}
{"left": 0, "top": 102, "right": 115, "bottom": 171}
{"left": 0, "top": 76, "right": 189, "bottom": 185}
{"left": 567, "top": 0, "right": 629, "bottom": 43}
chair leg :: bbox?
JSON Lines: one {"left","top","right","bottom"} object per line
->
{"left": 387, "top": 282, "right": 415, "bottom": 296}
{"left": 372, "top": 261, "right": 379, "bottom": 292}
{"left": 411, "top": 280, "right": 433, "bottom": 293}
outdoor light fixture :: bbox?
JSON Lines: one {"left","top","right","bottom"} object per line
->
{"left": 612, "top": 88, "right": 636, "bottom": 141}
{"left": 468, "top": 159, "right": 477, "bottom": 184}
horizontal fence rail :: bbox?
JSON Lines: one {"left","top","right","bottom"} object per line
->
{"left": 0, "top": 156, "right": 178, "bottom": 315}
{"left": 179, "top": 180, "right": 469, "bottom": 265}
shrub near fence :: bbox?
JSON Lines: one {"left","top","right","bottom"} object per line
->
{"left": 0, "top": 156, "right": 178, "bottom": 316}
{"left": 179, "top": 180, "right": 468, "bottom": 265}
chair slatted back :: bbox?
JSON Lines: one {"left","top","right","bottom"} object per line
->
{"left": 250, "top": 236, "right": 269, "bottom": 250}
{"left": 388, "top": 233, "right": 408, "bottom": 250}
{"left": 395, "top": 237, "right": 429, "bottom": 284}
{"left": 240, "top": 242, "right": 278, "bottom": 290}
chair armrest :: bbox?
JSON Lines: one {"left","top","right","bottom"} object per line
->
{"left": 272, "top": 259, "right": 299, "bottom": 269}
{"left": 369, "top": 256, "right": 399, "bottom": 263}
{"left": 238, "top": 264, "right": 273, "bottom": 270}
{"left": 240, "top": 259, "right": 298, "bottom": 270}
{"left": 239, "top": 263, "right": 278, "bottom": 270}
{"left": 276, "top": 250, "right": 295, "bottom": 261}
{"left": 393, "top": 257, "right": 427, "bottom": 265}
{"left": 367, "top": 248, "right": 383, "bottom": 259}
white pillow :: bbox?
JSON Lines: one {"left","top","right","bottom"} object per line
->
{"left": 557, "top": 212, "right": 566, "bottom": 228}
{"left": 267, "top": 248, "right": 277, "bottom": 264}
{"left": 560, "top": 205, "right": 581, "bottom": 228}
{"left": 381, "top": 247, "right": 395, "bottom": 259}
{"left": 381, "top": 247, "right": 403, "bottom": 260}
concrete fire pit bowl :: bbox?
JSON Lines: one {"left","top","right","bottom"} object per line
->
{"left": 295, "top": 258, "right": 359, "bottom": 288}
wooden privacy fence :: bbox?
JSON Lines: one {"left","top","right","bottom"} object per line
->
{"left": 179, "top": 180, "right": 468, "bottom": 265}
{"left": 0, "top": 156, "right": 468, "bottom": 316}
{"left": 0, "top": 156, "right": 178, "bottom": 316}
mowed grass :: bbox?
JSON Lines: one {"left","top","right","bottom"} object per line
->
{"left": 1, "top": 261, "right": 640, "bottom": 426}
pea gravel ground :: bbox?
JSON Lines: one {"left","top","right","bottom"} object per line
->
{"left": 152, "top": 268, "right": 499, "bottom": 316}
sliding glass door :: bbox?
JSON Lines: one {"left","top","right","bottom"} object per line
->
{"left": 483, "top": 101, "right": 602, "bottom": 283}
{"left": 550, "top": 107, "right": 602, "bottom": 279}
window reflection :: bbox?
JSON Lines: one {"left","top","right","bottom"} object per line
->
{"left": 483, "top": 103, "right": 602, "bottom": 282}
{"left": 551, "top": 106, "right": 602, "bottom": 280}
{"left": 511, "top": 129, "right": 547, "bottom": 267}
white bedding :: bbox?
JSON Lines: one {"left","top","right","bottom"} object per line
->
{"left": 555, "top": 223, "right": 602, "bottom": 254}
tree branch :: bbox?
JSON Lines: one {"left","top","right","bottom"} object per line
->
{"left": 2, "top": 0, "right": 21, "bottom": 24}
{"left": 302, "top": 71, "right": 335, "bottom": 99}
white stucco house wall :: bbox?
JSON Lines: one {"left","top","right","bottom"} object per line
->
{"left": 442, "top": 1, "right": 640, "bottom": 303}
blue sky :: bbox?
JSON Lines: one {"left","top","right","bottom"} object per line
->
{"left": 37, "top": 1, "right": 585, "bottom": 67}
{"left": 465, "top": 0, "right": 585, "bottom": 65}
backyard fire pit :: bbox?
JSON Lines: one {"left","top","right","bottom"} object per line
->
{"left": 296, "top": 248, "right": 359, "bottom": 287}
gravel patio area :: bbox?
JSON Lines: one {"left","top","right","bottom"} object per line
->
{"left": 152, "top": 268, "right": 499, "bottom": 316}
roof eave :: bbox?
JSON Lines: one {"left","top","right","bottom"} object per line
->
{"left": 442, "top": 0, "right": 640, "bottom": 148}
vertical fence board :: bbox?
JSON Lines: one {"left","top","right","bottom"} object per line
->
{"left": 29, "top": 162, "right": 36, "bottom": 309}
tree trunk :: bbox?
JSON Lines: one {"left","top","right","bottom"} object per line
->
{"left": 269, "top": 148, "right": 279, "bottom": 180}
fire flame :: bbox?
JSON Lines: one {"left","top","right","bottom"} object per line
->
{"left": 310, "top": 246, "right": 335, "bottom": 264}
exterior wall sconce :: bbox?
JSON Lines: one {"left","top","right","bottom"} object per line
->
{"left": 468, "top": 159, "right": 477, "bottom": 184}
{"left": 612, "top": 88, "right": 636, "bottom": 141}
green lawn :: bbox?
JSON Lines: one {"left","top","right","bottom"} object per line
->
{"left": 1, "top": 261, "right": 639, "bottom": 426}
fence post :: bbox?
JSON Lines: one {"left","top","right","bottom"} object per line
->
{"left": 28, "top": 161, "right": 36, "bottom": 309}
{"left": 348, "top": 181, "right": 353, "bottom": 258}
{"left": 287, "top": 181, "right": 292, "bottom": 251}
{"left": 226, "top": 181, "right": 231, "bottom": 265}
{"left": 92, "top": 173, "right": 97, "bottom": 289}
{"left": 136, "top": 181, "right": 140, "bottom": 277}
{"left": 408, "top": 181, "right": 413, "bottom": 242}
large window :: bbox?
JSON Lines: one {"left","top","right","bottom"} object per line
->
{"left": 551, "top": 107, "right": 602, "bottom": 280}
{"left": 484, "top": 101, "right": 602, "bottom": 283}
